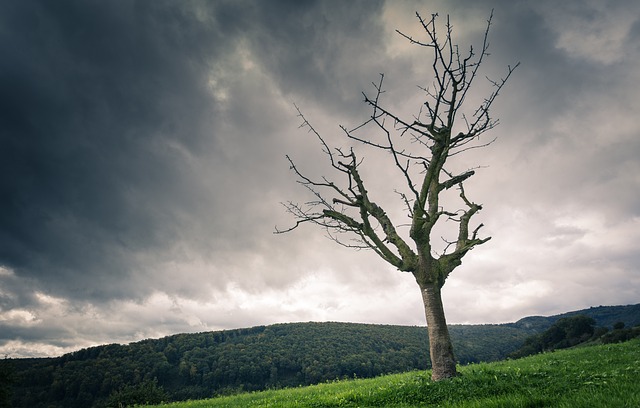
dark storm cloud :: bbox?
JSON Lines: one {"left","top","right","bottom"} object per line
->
{"left": 0, "top": 0, "right": 233, "bottom": 301}
{"left": 0, "top": 0, "right": 388, "bottom": 306}
{"left": 243, "top": 0, "right": 387, "bottom": 113}
{"left": 457, "top": 2, "right": 613, "bottom": 138}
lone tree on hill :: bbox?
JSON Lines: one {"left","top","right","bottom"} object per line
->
{"left": 277, "top": 11, "right": 518, "bottom": 380}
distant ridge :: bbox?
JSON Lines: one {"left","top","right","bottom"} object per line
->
{"left": 509, "top": 303, "right": 640, "bottom": 331}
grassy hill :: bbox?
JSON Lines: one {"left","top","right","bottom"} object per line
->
{"left": 8, "top": 303, "right": 639, "bottom": 407}
{"left": 147, "top": 339, "right": 640, "bottom": 408}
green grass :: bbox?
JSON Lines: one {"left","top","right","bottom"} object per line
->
{"left": 147, "top": 339, "right": 640, "bottom": 407}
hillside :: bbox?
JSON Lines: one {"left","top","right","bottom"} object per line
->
{"left": 7, "top": 303, "right": 639, "bottom": 408}
{"left": 146, "top": 339, "right": 640, "bottom": 408}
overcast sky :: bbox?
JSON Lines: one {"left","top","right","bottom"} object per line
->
{"left": 1, "top": 0, "right": 639, "bottom": 358}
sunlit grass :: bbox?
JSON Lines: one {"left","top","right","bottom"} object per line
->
{"left": 147, "top": 339, "right": 640, "bottom": 407}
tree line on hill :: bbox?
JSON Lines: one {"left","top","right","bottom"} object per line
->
{"left": 2, "top": 303, "right": 639, "bottom": 408}
{"left": 509, "top": 315, "right": 640, "bottom": 359}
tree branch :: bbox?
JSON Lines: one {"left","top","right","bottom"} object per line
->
{"left": 278, "top": 11, "right": 516, "bottom": 283}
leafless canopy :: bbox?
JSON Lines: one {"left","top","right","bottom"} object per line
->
{"left": 277, "top": 11, "right": 518, "bottom": 282}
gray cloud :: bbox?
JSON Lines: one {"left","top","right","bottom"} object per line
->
{"left": 0, "top": 1, "right": 228, "bottom": 300}
{"left": 1, "top": 0, "right": 639, "bottom": 357}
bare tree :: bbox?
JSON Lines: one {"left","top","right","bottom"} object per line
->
{"left": 276, "top": 11, "right": 518, "bottom": 380}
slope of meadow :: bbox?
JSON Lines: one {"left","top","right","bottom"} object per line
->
{"left": 148, "top": 339, "right": 640, "bottom": 408}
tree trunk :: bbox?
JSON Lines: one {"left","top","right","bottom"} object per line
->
{"left": 420, "top": 283, "right": 458, "bottom": 380}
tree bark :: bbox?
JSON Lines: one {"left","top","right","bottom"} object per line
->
{"left": 420, "top": 283, "right": 457, "bottom": 380}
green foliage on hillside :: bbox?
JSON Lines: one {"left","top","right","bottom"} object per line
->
{"left": 509, "top": 314, "right": 640, "bottom": 359}
{"left": 0, "top": 358, "right": 14, "bottom": 408}
{"left": 601, "top": 322, "right": 640, "bottom": 344}
{"left": 509, "top": 303, "right": 640, "bottom": 332}
{"left": 106, "top": 378, "right": 167, "bottom": 408}
{"left": 509, "top": 315, "right": 596, "bottom": 358}
{"left": 8, "top": 304, "right": 639, "bottom": 407}
{"left": 147, "top": 339, "right": 640, "bottom": 408}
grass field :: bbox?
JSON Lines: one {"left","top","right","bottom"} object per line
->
{"left": 147, "top": 339, "right": 640, "bottom": 407}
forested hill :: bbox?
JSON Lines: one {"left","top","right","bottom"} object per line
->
{"left": 8, "top": 303, "right": 639, "bottom": 408}
{"left": 508, "top": 303, "right": 640, "bottom": 331}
